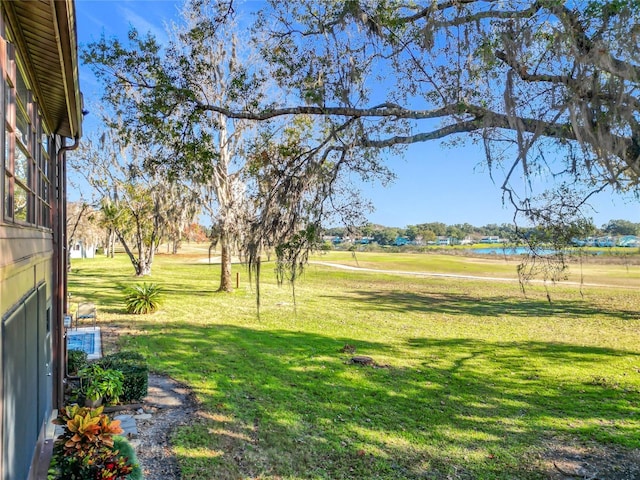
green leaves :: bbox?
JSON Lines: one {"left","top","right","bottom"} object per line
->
{"left": 51, "top": 405, "right": 137, "bottom": 479}
{"left": 97, "top": 352, "right": 149, "bottom": 403}
{"left": 585, "top": 0, "right": 640, "bottom": 17}
{"left": 77, "top": 364, "right": 125, "bottom": 404}
{"left": 124, "top": 283, "right": 164, "bottom": 314}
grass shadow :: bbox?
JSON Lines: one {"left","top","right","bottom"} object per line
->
{"left": 127, "top": 323, "right": 640, "bottom": 479}
{"left": 322, "top": 288, "right": 639, "bottom": 320}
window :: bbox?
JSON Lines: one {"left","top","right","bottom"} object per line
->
{"left": 36, "top": 113, "right": 52, "bottom": 228}
{"left": 1, "top": 34, "right": 53, "bottom": 229}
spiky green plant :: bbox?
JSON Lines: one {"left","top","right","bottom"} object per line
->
{"left": 124, "top": 283, "right": 163, "bottom": 315}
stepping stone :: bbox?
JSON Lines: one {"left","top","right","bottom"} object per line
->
{"left": 114, "top": 414, "right": 138, "bottom": 438}
{"left": 143, "top": 374, "right": 188, "bottom": 409}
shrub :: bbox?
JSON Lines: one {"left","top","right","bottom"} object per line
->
{"left": 124, "top": 283, "right": 163, "bottom": 314}
{"left": 51, "top": 405, "right": 138, "bottom": 480}
{"left": 67, "top": 349, "right": 88, "bottom": 375}
{"left": 78, "top": 364, "right": 124, "bottom": 405}
{"left": 101, "top": 351, "right": 146, "bottom": 364}
{"left": 98, "top": 352, "right": 149, "bottom": 403}
{"left": 113, "top": 436, "right": 143, "bottom": 480}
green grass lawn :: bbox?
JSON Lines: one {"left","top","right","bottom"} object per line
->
{"left": 313, "top": 250, "right": 640, "bottom": 287}
{"left": 68, "top": 251, "right": 640, "bottom": 479}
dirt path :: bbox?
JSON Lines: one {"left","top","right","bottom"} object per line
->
{"left": 131, "top": 374, "right": 198, "bottom": 480}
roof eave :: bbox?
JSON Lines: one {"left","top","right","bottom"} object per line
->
{"left": 51, "top": 0, "right": 82, "bottom": 139}
{"left": 4, "top": 0, "right": 83, "bottom": 139}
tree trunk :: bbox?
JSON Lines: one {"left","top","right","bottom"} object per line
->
{"left": 107, "top": 230, "right": 116, "bottom": 258}
{"left": 218, "top": 233, "right": 233, "bottom": 292}
{"left": 147, "top": 241, "right": 156, "bottom": 273}
{"left": 114, "top": 229, "right": 153, "bottom": 277}
{"left": 137, "top": 261, "right": 151, "bottom": 276}
{"left": 135, "top": 243, "right": 153, "bottom": 276}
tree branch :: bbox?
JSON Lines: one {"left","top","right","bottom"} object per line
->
{"left": 548, "top": 3, "right": 640, "bottom": 83}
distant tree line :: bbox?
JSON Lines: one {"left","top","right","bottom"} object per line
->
{"left": 600, "top": 219, "right": 640, "bottom": 236}
{"left": 324, "top": 219, "right": 640, "bottom": 246}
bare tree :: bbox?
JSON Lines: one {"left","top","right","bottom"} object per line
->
{"left": 66, "top": 202, "right": 102, "bottom": 257}
{"left": 69, "top": 126, "right": 195, "bottom": 276}
{"left": 158, "top": 181, "right": 201, "bottom": 254}
{"left": 84, "top": 0, "right": 264, "bottom": 291}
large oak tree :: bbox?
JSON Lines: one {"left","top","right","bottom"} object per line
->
{"left": 221, "top": 1, "right": 638, "bottom": 221}
{"left": 83, "top": 0, "right": 383, "bottom": 292}
{"left": 83, "top": 0, "right": 639, "bottom": 287}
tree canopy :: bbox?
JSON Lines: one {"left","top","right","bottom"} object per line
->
{"left": 195, "top": 0, "right": 639, "bottom": 221}
{"left": 81, "top": 0, "right": 640, "bottom": 291}
{"left": 83, "top": 0, "right": 386, "bottom": 294}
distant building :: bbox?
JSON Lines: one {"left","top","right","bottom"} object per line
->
{"left": 595, "top": 236, "right": 615, "bottom": 247}
{"left": 69, "top": 239, "right": 97, "bottom": 259}
{"left": 480, "top": 236, "right": 501, "bottom": 244}
{"left": 393, "top": 236, "right": 410, "bottom": 246}
{"left": 618, "top": 235, "right": 640, "bottom": 247}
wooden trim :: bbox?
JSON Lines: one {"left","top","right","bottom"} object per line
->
{"left": 50, "top": 0, "right": 81, "bottom": 138}
{"left": 2, "top": 0, "right": 82, "bottom": 138}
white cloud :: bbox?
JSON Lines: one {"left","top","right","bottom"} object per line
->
{"left": 117, "top": 5, "right": 168, "bottom": 44}
{"left": 81, "top": 11, "right": 111, "bottom": 35}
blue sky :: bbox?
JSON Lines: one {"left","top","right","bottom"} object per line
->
{"left": 74, "top": 0, "right": 640, "bottom": 229}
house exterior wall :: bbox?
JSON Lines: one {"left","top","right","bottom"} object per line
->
{"left": 0, "top": 1, "right": 81, "bottom": 478}
{"left": 0, "top": 114, "right": 65, "bottom": 480}
{"left": 0, "top": 247, "right": 53, "bottom": 480}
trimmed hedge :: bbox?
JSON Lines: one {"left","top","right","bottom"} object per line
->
{"left": 97, "top": 351, "right": 148, "bottom": 403}
{"left": 67, "top": 349, "right": 88, "bottom": 375}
